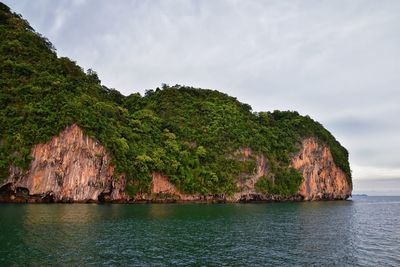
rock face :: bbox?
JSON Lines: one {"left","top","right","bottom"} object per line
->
{"left": 0, "top": 125, "right": 351, "bottom": 203}
{"left": 0, "top": 124, "right": 126, "bottom": 202}
{"left": 150, "top": 173, "right": 203, "bottom": 202}
{"left": 291, "top": 138, "right": 352, "bottom": 200}
{"left": 221, "top": 141, "right": 351, "bottom": 202}
{"left": 152, "top": 173, "right": 179, "bottom": 195}
{"left": 229, "top": 148, "right": 269, "bottom": 202}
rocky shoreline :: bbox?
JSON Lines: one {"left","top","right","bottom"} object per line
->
{"left": 0, "top": 186, "right": 350, "bottom": 204}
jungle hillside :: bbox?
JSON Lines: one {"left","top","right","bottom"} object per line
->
{"left": 0, "top": 3, "right": 351, "bottom": 197}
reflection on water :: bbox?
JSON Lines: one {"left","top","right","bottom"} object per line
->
{"left": 149, "top": 203, "right": 177, "bottom": 219}
{"left": 0, "top": 197, "right": 399, "bottom": 266}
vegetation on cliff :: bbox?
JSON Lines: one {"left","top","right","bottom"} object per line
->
{"left": 0, "top": 3, "right": 351, "bottom": 196}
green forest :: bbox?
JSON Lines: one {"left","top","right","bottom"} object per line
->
{"left": 0, "top": 3, "right": 351, "bottom": 196}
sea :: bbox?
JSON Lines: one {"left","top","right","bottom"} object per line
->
{"left": 0, "top": 196, "right": 399, "bottom": 266}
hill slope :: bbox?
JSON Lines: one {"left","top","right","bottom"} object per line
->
{"left": 0, "top": 3, "right": 351, "bottom": 202}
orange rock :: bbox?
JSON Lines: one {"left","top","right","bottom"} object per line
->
{"left": 291, "top": 138, "right": 352, "bottom": 200}
{"left": 4, "top": 124, "right": 126, "bottom": 202}
{"left": 151, "top": 173, "right": 179, "bottom": 194}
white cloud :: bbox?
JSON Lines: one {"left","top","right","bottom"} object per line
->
{"left": 353, "top": 165, "right": 400, "bottom": 180}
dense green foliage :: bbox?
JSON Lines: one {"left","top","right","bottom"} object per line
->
{"left": 0, "top": 3, "right": 351, "bottom": 196}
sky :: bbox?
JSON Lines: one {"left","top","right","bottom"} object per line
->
{"left": 4, "top": 0, "right": 400, "bottom": 195}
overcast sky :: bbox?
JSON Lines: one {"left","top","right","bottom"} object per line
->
{"left": 4, "top": 0, "right": 400, "bottom": 195}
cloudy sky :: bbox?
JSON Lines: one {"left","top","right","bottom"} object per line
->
{"left": 4, "top": 0, "right": 400, "bottom": 195}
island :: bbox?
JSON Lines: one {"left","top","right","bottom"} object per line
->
{"left": 0, "top": 3, "right": 352, "bottom": 203}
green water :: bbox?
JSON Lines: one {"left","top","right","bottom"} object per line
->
{"left": 0, "top": 197, "right": 399, "bottom": 266}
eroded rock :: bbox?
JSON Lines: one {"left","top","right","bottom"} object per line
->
{"left": 291, "top": 138, "right": 352, "bottom": 200}
{"left": 0, "top": 124, "right": 127, "bottom": 202}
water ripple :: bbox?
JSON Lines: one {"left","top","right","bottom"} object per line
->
{"left": 0, "top": 197, "right": 399, "bottom": 266}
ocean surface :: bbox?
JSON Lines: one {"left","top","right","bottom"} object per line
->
{"left": 0, "top": 196, "right": 399, "bottom": 266}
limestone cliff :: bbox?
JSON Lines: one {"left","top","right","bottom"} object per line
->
{"left": 291, "top": 138, "right": 352, "bottom": 200}
{"left": 0, "top": 124, "right": 126, "bottom": 202}
{"left": 231, "top": 139, "right": 352, "bottom": 201}
{"left": 148, "top": 140, "right": 352, "bottom": 202}
{"left": 0, "top": 125, "right": 351, "bottom": 203}
{"left": 150, "top": 173, "right": 200, "bottom": 202}
{"left": 229, "top": 147, "right": 270, "bottom": 202}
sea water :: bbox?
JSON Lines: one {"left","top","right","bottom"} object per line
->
{"left": 0, "top": 196, "right": 399, "bottom": 266}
